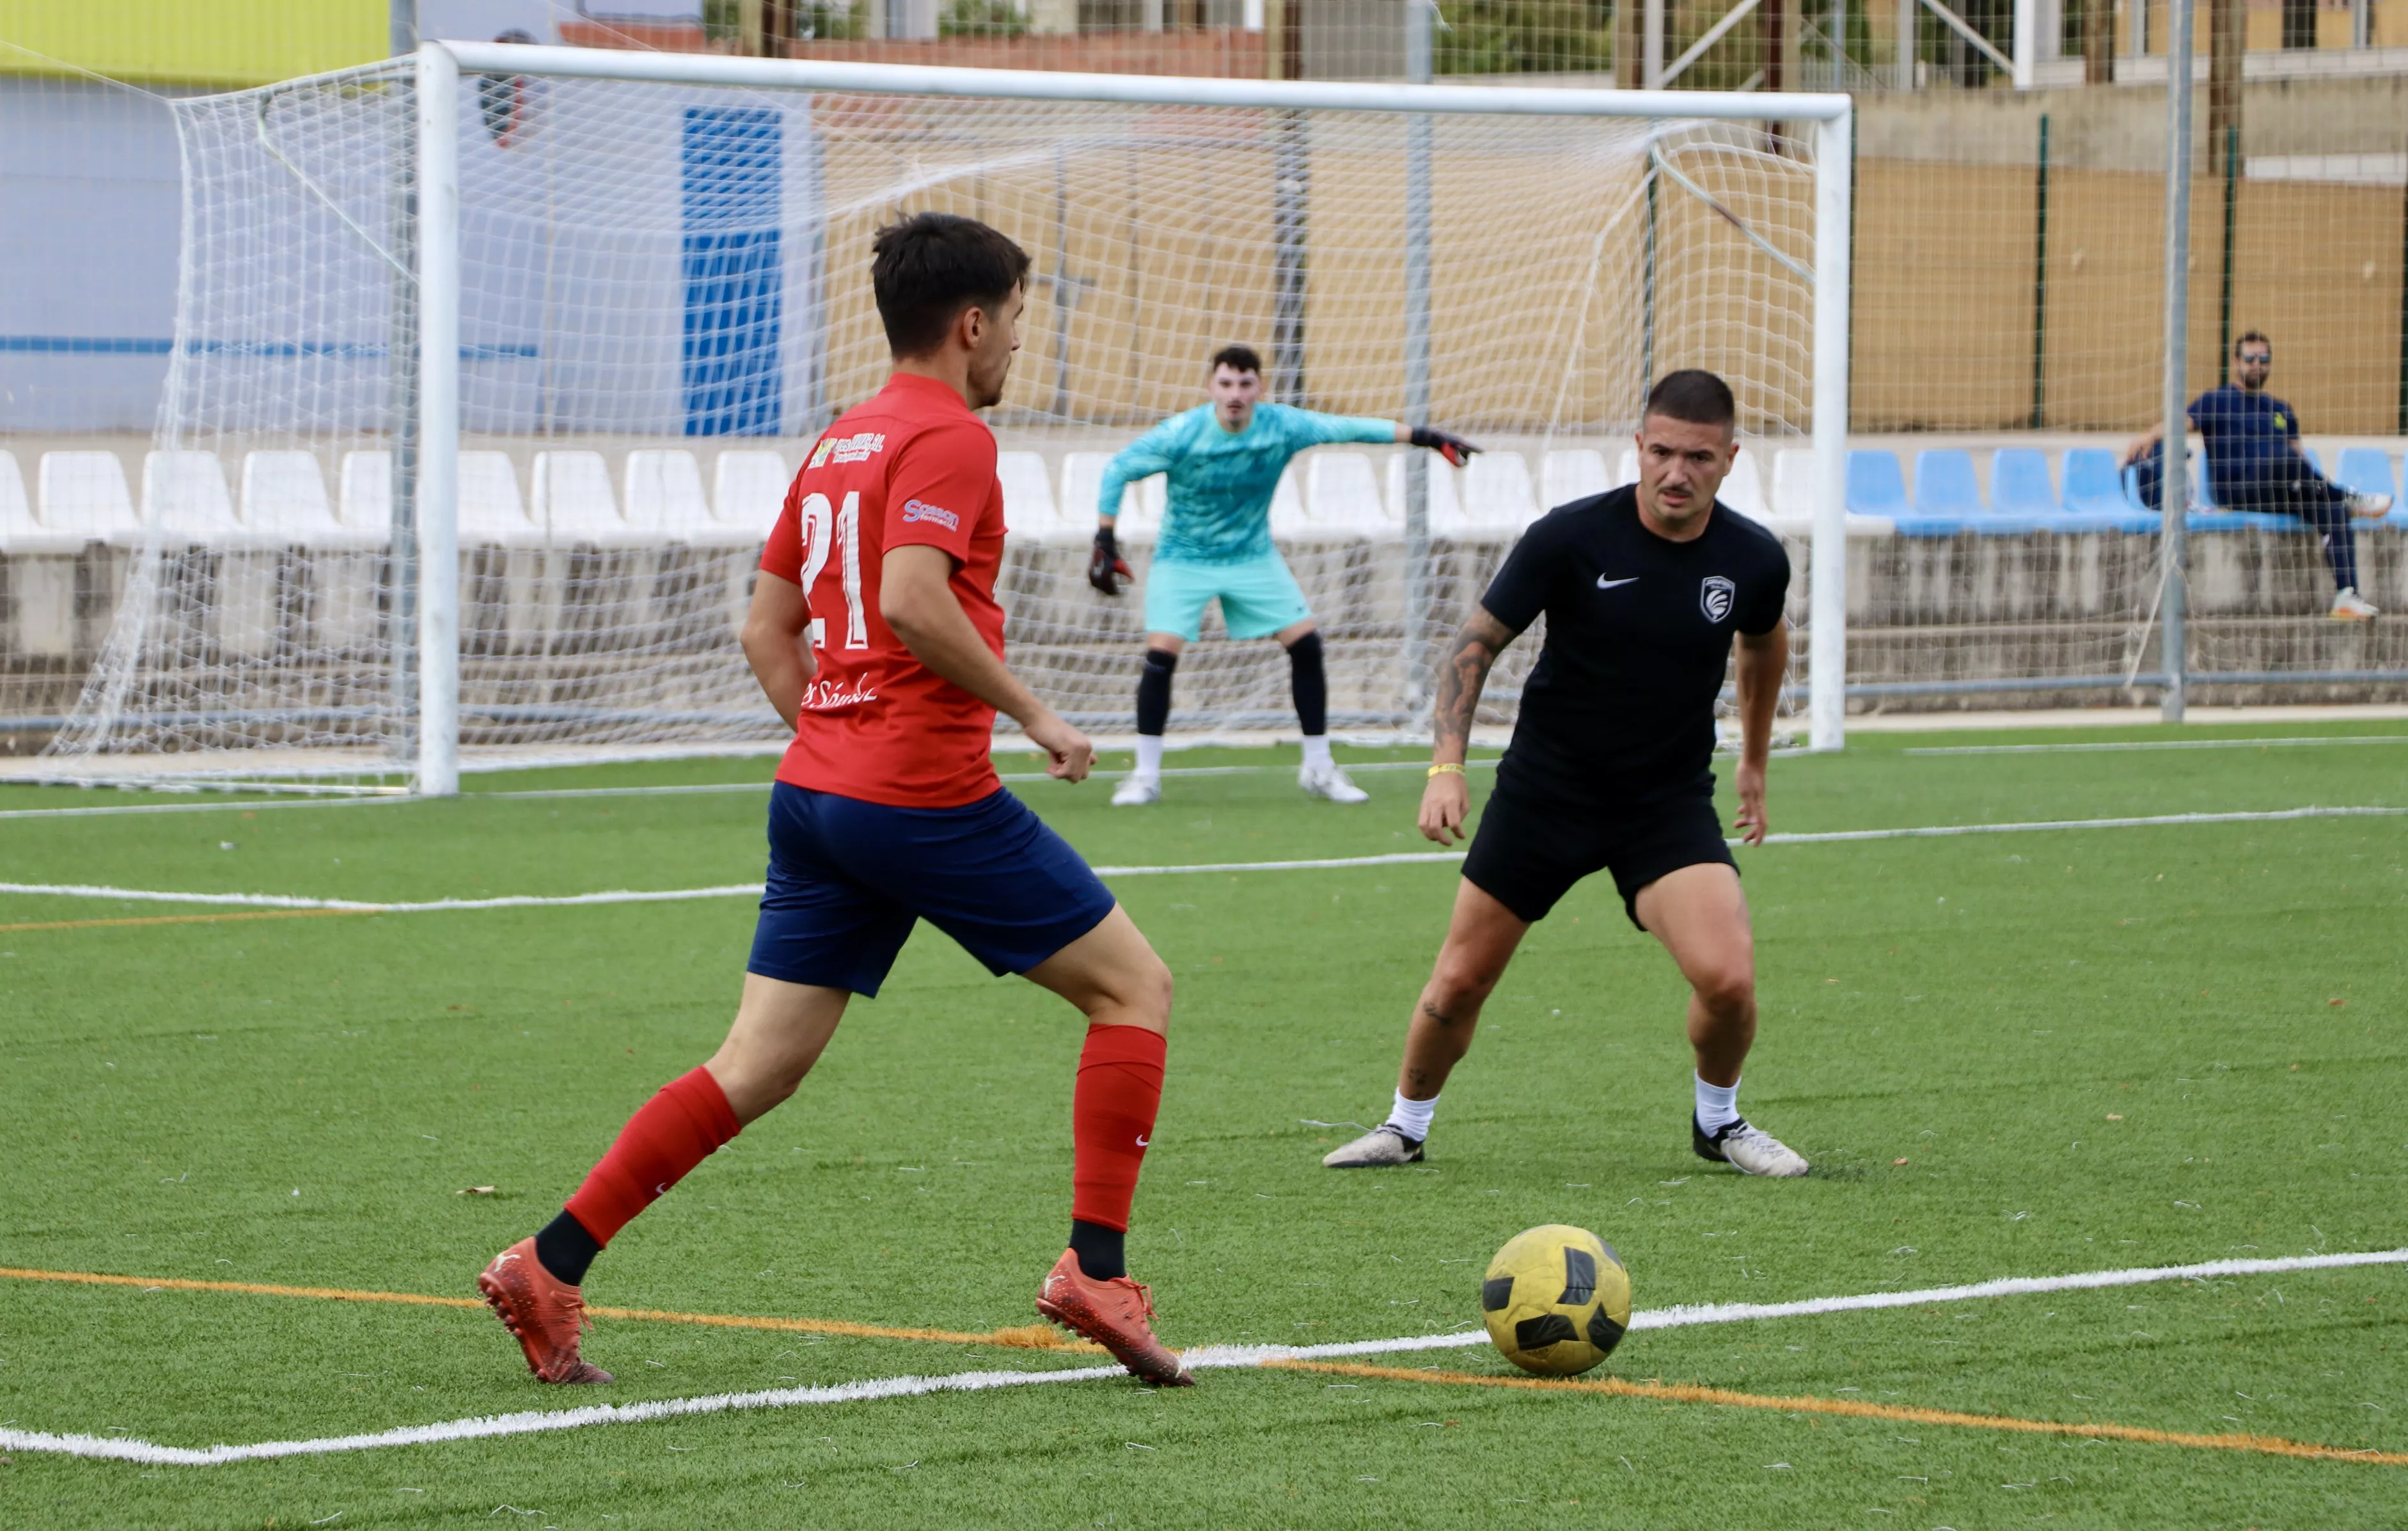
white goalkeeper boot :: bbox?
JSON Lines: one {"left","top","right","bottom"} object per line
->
{"left": 1111, "top": 773, "right": 1162, "bottom": 807}
{"left": 1298, "top": 763, "right": 1369, "bottom": 804}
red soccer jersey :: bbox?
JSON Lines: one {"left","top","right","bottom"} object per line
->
{"left": 759, "top": 372, "right": 1008, "bottom": 808}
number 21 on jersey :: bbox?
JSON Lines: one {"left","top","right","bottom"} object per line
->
{"left": 794, "top": 491, "right": 867, "bottom": 650}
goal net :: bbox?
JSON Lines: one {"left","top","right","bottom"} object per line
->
{"left": 45, "top": 46, "right": 1848, "bottom": 791}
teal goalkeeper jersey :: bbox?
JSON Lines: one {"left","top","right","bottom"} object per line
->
{"left": 1099, "top": 402, "right": 1396, "bottom": 564}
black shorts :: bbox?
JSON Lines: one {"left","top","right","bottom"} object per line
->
{"left": 1461, "top": 781, "right": 1736, "bottom": 930}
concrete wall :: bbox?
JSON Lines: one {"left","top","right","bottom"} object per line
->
{"left": 1857, "top": 73, "right": 2408, "bottom": 168}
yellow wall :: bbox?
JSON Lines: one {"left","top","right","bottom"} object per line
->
{"left": 0, "top": 0, "right": 388, "bottom": 86}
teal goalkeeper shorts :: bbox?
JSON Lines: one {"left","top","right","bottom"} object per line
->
{"left": 1141, "top": 551, "right": 1312, "bottom": 642}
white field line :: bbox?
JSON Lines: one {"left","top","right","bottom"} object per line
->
{"left": 6, "top": 804, "right": 2403, "bottom": 917}
{"left": 0, "top": 759, "right": 1513, "bottom": 820}
{"left": 4, "top": 1248, "right": 2398, "bottom": 1467}
{"left": 1758, "top": 804, "right": 2405, "bottom": 843}
{"left": 1907, "top": 734, "right": 2408, "bottom": 756}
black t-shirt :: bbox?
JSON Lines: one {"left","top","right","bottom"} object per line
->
{"left": 1479, "top": 487, "right": 1790, "bottom": 805}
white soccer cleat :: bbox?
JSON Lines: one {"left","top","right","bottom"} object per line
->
{"left": 2345, "top": 490, "right": 2393, "bottom": 519}
{"left": 1110, "top": 773, "right": 1162, "bottom": 807}
{"left": 2330, "top": 587, "right": 2380, "bottom": 621}
{"left": 1322, "top": 1125, "right": 1424, "bottom": 1168}
{"left": 1298, "top": 763, "right": 1369, "bottom": 804}
{"left": 1692, "top": 1116, "right": 1809, "bottom": 1177}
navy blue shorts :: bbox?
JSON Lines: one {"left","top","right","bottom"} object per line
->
{"left": 746, "top": 782, "right": 1117, "bottom": 997}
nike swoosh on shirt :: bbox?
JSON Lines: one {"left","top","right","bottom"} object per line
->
{"left": 1596, "top": 575, "right": 1639, "bottom": 590}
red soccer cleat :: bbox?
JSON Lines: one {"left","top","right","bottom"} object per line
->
{"left": 477, "top": 1237, "right": 613, "bottom": 1384}
{"left": 1035, "top": 1248, "right": 1193, "bottom": 1387}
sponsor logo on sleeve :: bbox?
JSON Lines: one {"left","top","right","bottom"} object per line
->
{"left": 1700, "top": 574, "right": 1736, "bottom": 623}
{"left": 901, "top": 498, "right": 959, "bottom": 531}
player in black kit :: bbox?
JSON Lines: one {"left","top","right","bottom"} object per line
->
{"left": 1322, "top": 369, "right": 1809, "bottom": 1177}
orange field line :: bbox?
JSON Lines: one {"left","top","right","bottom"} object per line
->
{"left": 0, "top": 1265, "right": 1099, "bottom": 1353}
{"left": 0, "top": 908, "right": 370, "bottom": 933}
{"left": 1273, "top": 1360, "right": 2408, "bottom": 1468}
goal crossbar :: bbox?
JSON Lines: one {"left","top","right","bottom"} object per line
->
{"left": 407, "top": 44, "right": 1853, "bottom": 793}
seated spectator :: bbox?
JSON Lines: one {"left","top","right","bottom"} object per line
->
{"left": 2125, "top": 331, "right": 2391, "bottom": 621}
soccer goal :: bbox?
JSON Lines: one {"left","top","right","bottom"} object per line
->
{"left": 43, "top": 42, "right": 1852, "bottom": 794}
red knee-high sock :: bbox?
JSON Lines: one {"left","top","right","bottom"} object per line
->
{"left": 1071, "top": 1024, "right": 1167, "bottom": 1234}
{"left": 563, "top": 1066, "right": 740, "bottom": 1247}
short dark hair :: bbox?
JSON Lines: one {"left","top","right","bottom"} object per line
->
{"left": 2235, "top": 330, "right": 2271, "bottom": 357}
{"left": 1642, "top": 369, "right": 1736, "bottom": 430}
{"left": 1210, "top": 344, "right": 1264, "bottom": 377}
{"left": 870, "top": 212, "right": 1032, "bottom": 358}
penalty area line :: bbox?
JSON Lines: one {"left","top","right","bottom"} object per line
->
{"left": 2, "top": 1248, "right": 2398, "bottom": 1466}
{"left": 3, "top": 804, "right": 2401, "bottom": 925}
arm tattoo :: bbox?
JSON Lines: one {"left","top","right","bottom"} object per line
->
{"left": 1433, "top": 610, "right": 1514, "bottom": 756}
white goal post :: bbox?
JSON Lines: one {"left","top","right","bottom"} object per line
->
{"left": 420, "top": 42, "right": 1855, "bottom": 795}
{"left": 53, "top": 42, "right": 1853, "bottom": 794}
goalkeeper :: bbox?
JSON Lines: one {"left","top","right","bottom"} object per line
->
{"left": 1091, "top": 343, "right": 1479, "bottom": 806}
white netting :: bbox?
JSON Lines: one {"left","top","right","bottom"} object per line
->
{"left": 45, "top": 61, "right": 1823, "bottom": 783}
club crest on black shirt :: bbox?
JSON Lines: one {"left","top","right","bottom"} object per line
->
{"left": 1476, "top": 486, "right": 1790, "bottom": 805}
{"left": 1700, "top": 575, "right": 1736, "bottom": 623}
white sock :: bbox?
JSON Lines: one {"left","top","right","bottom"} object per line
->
{"left": 1694, "top": 1074, "right": 1741, "bottom": 1133}
{"left": 1383, "top": 1090, "right": 1438, "bottom": 1143}
{"left": 1134, "top": 735, "right": 1164, "bottom": 778}
{"left": 1301, "top": 734, "right": 1334, "bottom": 770}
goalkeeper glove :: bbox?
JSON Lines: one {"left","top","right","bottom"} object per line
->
{"left": 1089, "top": 524, "right": 1133, "bottom": 596}
{"left": 1410, "top": 426, "right": 1480, "bottom": 468}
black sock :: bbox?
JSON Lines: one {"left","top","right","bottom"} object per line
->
{"left": 1286, "top": 630, "right": 1327, "bottom": 738}
{"left": 534, "top": 1209, "right": 603, "bottom": 1287}
{"left": 1069, "top": 1219, "right": 1127, "bottom": 1281}
{"left": 1135, "top": 647, "right": 1177, "bottom": 738}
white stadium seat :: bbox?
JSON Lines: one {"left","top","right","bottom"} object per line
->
{"left": 40, "top": 452, "right": 142, "bottom": 545}
{"left": 998, "top": 450, "right": 1070, "bottom": 543}
{"left": 1, "top": 450, "right": 75, "bottom": 652}
{"left": 0, "top": 450, "right": 83, "bottom": 555}
{"left": 1384, "top": 453, "right": 1466, "bottom": 534}
{"left": 1769, "top": 447, "right": 1893, "bottom": 535}
{"left": 240, "top": 451, "right": 351, "bottom": 547}
{"left": 459, "top": 452, "right": 537, "bottom": 546}
{"left": 531, "top": 451, "right": 629, "bottom": 546}
{"left": 1615, "top": 447, "right": 1640, "bottom": 488}
{"left": 1460, "top": 452, "right": 1540, "bottom": 531}
{"left": 143, "top": 451, "right": 240, "bottom": 542}
{"left": 708, "top": 450, "right": 788, "bottom": 546}
{"left": 1540, "top": 448, "right": 1609, "bottom": 509}
{"left": 624, "top": 450, "right": 712, "bottom": 542}
{"left": 1719, "top": 447, "right": 1769, "bottom": 520}
{"left": 1303, "top": 452, "right": 1397, "bottom": 537}
{"left": 1265, "top": 466, "right": 1310, "bottom": 538}
{"left": 1062, "top": 452, "right": 1151, "bottom": 541}
{"left": 339, "top": 450, "right": 390, "bottom": 532}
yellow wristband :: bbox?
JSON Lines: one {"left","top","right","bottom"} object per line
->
{"left": 1427, "top": 762, "right": 1466, "bottom": 778}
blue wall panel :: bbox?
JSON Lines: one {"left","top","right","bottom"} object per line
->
{"left": 680, "top": 106, "right": 782, "bottom": 438}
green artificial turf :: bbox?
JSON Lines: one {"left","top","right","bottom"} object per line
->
{"left": 1, "top": 722, "right": 2403, "bottom": 1528}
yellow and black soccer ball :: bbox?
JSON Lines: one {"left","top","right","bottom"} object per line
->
{"left": 1481, "top": 1224, "right": 1632, "bottom": 1377}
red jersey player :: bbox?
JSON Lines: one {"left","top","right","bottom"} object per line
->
{"left": 478, "top": 213, "right": 1190, "bottom": 1387}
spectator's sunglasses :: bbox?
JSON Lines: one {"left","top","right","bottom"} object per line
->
{"left": 2237, "top": 349, "right": 2272, "bottom": 365}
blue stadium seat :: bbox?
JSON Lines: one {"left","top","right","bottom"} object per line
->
{"left": 2336, "top": 447, "right": 2398, "bottom": 501}
{"left": 1892, "top": 448, "right": 1983, "bottom": 537}
{"left": 1913, "top": 450, "right": 1982, "bottom": 515}
{"left": 1987, "top": 448, "right": 2056, "bottom": 516}
{"left": 2056, "top": 448, "right": 2159, "bottom": 533}
{"left": 2060, "top": 449, "right": 2132, "bottom": 514}
{"left": 1845, "top": 450, "right": 1908, "bottom": 518}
